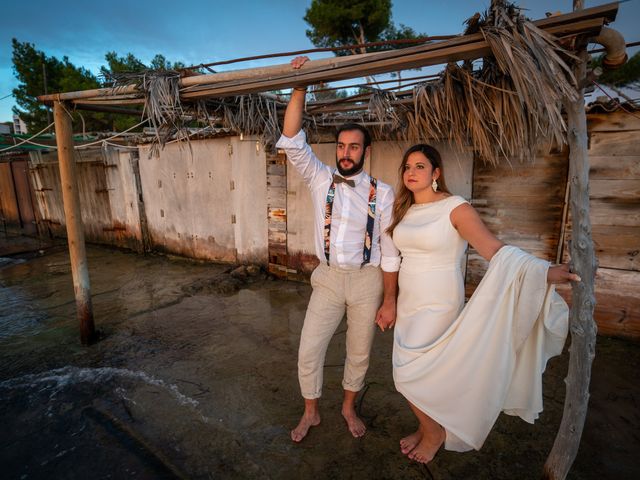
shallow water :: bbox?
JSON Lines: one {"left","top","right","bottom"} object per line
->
{"left": 1, "top": 238, "right": 638, "bottom": 479}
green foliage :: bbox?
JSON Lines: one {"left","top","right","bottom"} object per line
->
{"left": 11, "top": 39, "right": 185, "bottom": 134}
{"left": 305, "top": 0, "right": 391, "bottom": 48}
{"left": 11, "top": 38, "right": 102, "bottom": 132}
{"left": 101, "top": 51, "right": 147, "bottom": 77}
{"left": 311, "top": 81, "right": 350, "bottom": 100}
{"left": 101, "top": 52, "right": 185, "bottom": 78}
{"left": 592, "top": 51, "right": 640, "bottom": 92}
{"left": 149, "top": 54, "right": 185, "bottom": 71}
{"left": 304, "top": 0, "right": 423, "bottom": 55}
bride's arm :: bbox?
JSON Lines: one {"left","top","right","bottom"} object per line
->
{"left": 450, "top": 203, "right": 504, "bottom": 261}
{"left": 450, "top": 203, "right": 580, "bottom": 284}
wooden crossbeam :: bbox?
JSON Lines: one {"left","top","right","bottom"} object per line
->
{"left": 180, "top": 18, "right": 605, "bottom": 100}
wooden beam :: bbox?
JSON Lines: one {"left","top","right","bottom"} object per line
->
{"left": 73, "top": 98, "right": 146, "bottom": 106}
{"left": 543, "top": 1, "right": 598, "bottom": 478}
{"left": 73, "top": 103, "right": 144, "bottom": 116}
{"left": 179, "top": 18, "right": 605, "bottom": 100}
{"left": 53, "top": 101, "right": 96, "bottom": 345}
{"left": 533, "top": 1, "right": 618, "bottom": 28}
{"left": 40, "top": 85, "right": 139, "bottom": 102}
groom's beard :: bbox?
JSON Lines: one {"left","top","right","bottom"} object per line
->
{"left": 336, "top": 151, "right": 365, "bottom": 177}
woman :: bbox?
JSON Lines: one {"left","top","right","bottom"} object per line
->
{"left": 383, "top": 144, "right": 578, "bottom": 464}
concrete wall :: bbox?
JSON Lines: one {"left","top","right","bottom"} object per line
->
{"left": 230, "top": 136, "right": 269, "bottom": 264}
{"left": 137, "top": 137, "right": 268, "bottom": 263}
{"left": 103, "top": 148, "right": 143, "bottom": 249}
{"left": 28, "top": 136, "right": 269, "bottom": 265}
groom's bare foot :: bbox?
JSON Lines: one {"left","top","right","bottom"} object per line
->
{"left": 342, "top": 408, "right": 367, "bottom": 438}
{"left": 291, "top": 412, "right": 321, "bottom": 442}
{"left": 408, "top": 425, "right": 445, "bottom": 464}
{"left": 400, "top": 429, "right": 423, "bottom": 455}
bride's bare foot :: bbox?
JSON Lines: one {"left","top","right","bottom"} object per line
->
{"left": 408, "top": 425, "right": 445, "bottom": 464}
{"left": 342, "top": 408, "right": 367, "bottom": 438}
{"left": 400, "top": 429, "right": 423, "bottom": 455}
{"left": 290, "top": 412, "right": 320, "bottom": 442}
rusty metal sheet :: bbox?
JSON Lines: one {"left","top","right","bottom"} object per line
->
{"left": 11, "top": 160, "right": 37, "bottom": 234}
{"left": 0, "top": 162, "right": 19, "bottom": 225}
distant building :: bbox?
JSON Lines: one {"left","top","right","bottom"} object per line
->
{"left": 13, "top": 114, "right": 27, "bottom": 134}
{"left": 0, "top": 123, "right": 10, "bottom": 134}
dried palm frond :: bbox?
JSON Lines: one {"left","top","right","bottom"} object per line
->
{"left": 140, "top": 71, "right": 192, "bottom": 157}
{"left": 368, "top": 89, "right": 407, "bottom": 139}
{"left": 403, "top": 0, "right": 579, "bottom": 164}
{"left": 209, "top": 94, "right": 281, "bottom": 150}
{"left": 104, "top": 70, "right": 194, "bottom": 157}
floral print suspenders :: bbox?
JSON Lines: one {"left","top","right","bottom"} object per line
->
{"left": 324, "top": 174, "right": 378, "bottom": 266}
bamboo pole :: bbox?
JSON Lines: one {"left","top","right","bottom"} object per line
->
{"left": 53, "top": 101, "right": 96, "bottom": 345}
{"left": 40, "top": 85, "right": 139, "bottom": 102}
{"left": 542, "top": 0, "right": 600, "bottom": 477}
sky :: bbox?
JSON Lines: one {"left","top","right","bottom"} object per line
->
{"left": 1, "top": 0, "right": 638, "bottom": 124}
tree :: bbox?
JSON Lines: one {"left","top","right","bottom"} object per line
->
{"left": 304, "top": 0, "right": 424, "bottom": 88}
{"left": 101, "top": 52, "right": 185, "bottom": 80}
{"left": 149, "top": 54, "right": 185, "bottom": 71}
{"left": 310, "top": 81, "right": 350, "bottom": 101}
{"left": 11, "top": 40, "right": 186, "bottom": 133}
{"left": 11, "top": 39, "right": 102, "bottom": 132}
{"left": 101, "top": 51, "right": 147, "bottom": 78}
{"left": 304, "top": 0, "right": 423, "bottom": 56}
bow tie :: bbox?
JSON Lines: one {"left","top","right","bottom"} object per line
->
{"left": 333, "top": 173, "right": 355, "bottom": 187}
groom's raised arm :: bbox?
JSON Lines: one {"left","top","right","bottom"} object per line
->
{"left": 282, "top": 56, "right": 310, "bottom": 138}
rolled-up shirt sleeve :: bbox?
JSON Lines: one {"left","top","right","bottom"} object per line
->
{"left": 379, "top": 187, "right": 401, "bottom": 272}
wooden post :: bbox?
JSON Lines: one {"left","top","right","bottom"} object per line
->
{"left": 53, "top": 101, "right": 96, "bottom": 345}
{"left": 543, "top": 1, "right": 598, "bottom": 478}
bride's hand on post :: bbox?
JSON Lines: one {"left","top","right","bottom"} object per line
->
{"left": 547, "top": 263, "right": 581, "bottom": 284}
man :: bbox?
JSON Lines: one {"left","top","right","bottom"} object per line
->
{"left": 276, "top": 56, "right": 400, "bottom": 442}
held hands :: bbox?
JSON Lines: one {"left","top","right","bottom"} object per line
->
{"left": 547, "top": 263, "right": 581, "bottom": 284}
{"left": 375, "top": 299, "right": 397, "bottom": 332}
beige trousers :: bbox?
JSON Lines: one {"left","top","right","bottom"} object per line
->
{"left": 298, "top": 263, "right": 384, "bottom": 399}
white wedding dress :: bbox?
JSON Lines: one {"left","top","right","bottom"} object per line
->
{"left": 392, "top": 195, "right": 569, "bottom": 452}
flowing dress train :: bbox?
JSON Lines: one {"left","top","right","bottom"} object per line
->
{"left": 392, "top": 195, "right": 568, "bottom": 452}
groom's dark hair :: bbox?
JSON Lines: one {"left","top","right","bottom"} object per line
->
{"left": 335, "top": 123, "right": 372, "bottom": 149}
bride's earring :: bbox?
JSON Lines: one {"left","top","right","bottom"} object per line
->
{"left": 432, "top": 178, "right": 438, "bottom": 192}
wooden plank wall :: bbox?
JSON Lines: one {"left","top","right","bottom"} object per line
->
{"left": 267, "top": 150, "right": 288, "bottom": 278}
{"left": 559, "top": 112, "right": 640, "bottom": 339}
{"left": 466, "top": 149, "right": 569, "bottom": 292}
{"left": 469, "top": 111, "right": 639, "bottom": 340}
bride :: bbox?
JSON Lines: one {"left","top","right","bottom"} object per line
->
{"left": 376, "top": 144, "right": 579, "bottom": 463}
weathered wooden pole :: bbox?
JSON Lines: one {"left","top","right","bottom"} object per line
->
{"left": 53, "top": 101, "right": 96, "bottom": 345}
{"left": 542, "top": 1, "right": 598, "bottom": 478}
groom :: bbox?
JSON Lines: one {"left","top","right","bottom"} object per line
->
{"left": 276, "top": 56, "right": 400, "bottom": 442}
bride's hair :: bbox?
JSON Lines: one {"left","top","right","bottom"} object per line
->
{"left": 386, "top": 144, "right": 451, "bottom": 236}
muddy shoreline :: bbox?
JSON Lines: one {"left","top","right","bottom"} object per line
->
{"left": 1, "top": 234, "right": 638, "bottom": 479}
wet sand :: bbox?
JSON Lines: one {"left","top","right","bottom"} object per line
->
{"left": 1, "top": 232, "right": 638, "bottom": 479}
